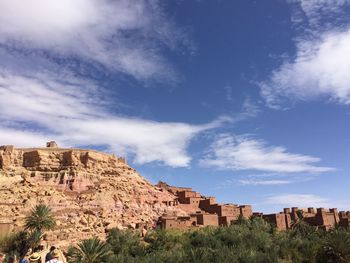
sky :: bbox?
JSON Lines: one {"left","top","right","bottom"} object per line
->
{"left": 0, "top": 0, "right": 350, "bottom": 213}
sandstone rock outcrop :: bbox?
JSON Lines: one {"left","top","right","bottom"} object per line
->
{"left": 0, "top": 143, "right": 183, "bottom": 248}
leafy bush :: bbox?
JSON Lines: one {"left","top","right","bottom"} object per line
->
{"left": 4, "top": 215, "right": 350, "bottom": 262}
{"left": 65, "top": 222, "right": 350, "bottom": 262}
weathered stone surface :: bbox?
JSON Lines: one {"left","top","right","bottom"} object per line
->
{"left": 0, "top": 143, "right": 183, "bottom": 249}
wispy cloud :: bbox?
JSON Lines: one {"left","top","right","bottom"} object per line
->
{"left": 0, "top": 127, "right": 51, "bottom": 148}
{"left": 261, "top": 1, "right": 350, "bottom": 108}
{"left": 262, "top": 193, "right": 350, "bottom": 212}
{"left": 290, "top": 0, "right": 350, "bottom": 32}
{"left": 224, "top": 85, "right": 233, "bottom": 101}
{"left": 200, "top": 134, "right": 334, "bottom": 173}
{"left": 261, "top": 29, "right": 350, "bottom": 108}
{"left": 265, "top": 194, "right": 330, "bottom": 208}
{"left": 238, "top": 179, "right": 292, "bottom": 186}
{"left": 216, "top": 179, "right": 291, "bottom": 189}
{"left": 215, "top": 173, "right": 317, "bottom": 189}
{"left": 0, "top": 0, "right": 190, "bottom": 81}
{"left": 241, "top": 97, "right": 260, "bottom": 118}
{"left": 0, "top": 70, "right": 224, "bottom": 167}
{"left": 0, "top": 1, "right": 209, "bottom": 167}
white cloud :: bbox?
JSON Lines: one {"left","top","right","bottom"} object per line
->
{"left": 0, "top": 72, "right": 101, "bottom": 122}
{"left": 58, "top": 118, "right": 208, "bottom": 167}
{"left": 0, "top": 0, "right": 187, "bottom": 80}
{"left": 215, "top": 178, "right": 292, "bottom": 189}
{"left": 241, "top": 97, "right": 260, "bottom": 118}
{"left": 0, "top": 0, "right": 213, "bottom": 168}
{"left": 238, "top": 179, "right": 291, "bottom": 186}
{"left": 216, "top": 173, "right": 317, "bottom": 188}
{"left": 261, "top": 28, "right": 350, "bottom": 108}
{"left": 200, "top": 134, "right": 333, "bottom": 173}
{"left": 0, "top": 127, "right": 52, "bottom": 148}
{"left": 261, "top": 1, "right": 350, "bottom": 108}
{"left": 0, "top": 71, "right": 220, "bottom": 167}
{"left": 265, "top": 194, "right": 330, "bottom": 208}
{"left": 224, "top": 85, "right": 233, "bottom": 101}
{"left": 291, "top": 0, "right": 350, "bottom": 31}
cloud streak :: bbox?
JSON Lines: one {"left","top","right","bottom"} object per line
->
{"left": 261, "top": 29, "right": 350, "bottom": 108}
{"left": 290, "top": 0, "right": 350, "bottom": 32}
{"left": 238, "top": 179, "right": 292, "bottom": 186}
{"left": 0, "top": 1, "right": 208, "bottom": 167}
{"left": 265, "top": 194, "right": 330, "bottom": 208}
{"left": 0, "top": 71, "right": 221, "bottom": 167}
{"left": 261, "top": 1, "right": 350, "bottom": 108}
{"left": 0, "top": 0, "right": 189, "bottom": 81}
{"left": 200, "top": 134, "right": 333, "bottom": 173}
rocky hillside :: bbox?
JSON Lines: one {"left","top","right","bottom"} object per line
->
{"left": 0, "top": 143, "right": 183, "bottom": 248}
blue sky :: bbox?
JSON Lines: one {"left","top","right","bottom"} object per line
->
{"left": 0, "top": 0, "right": 350, "bottom": 213}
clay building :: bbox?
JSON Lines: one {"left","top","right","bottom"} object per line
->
{"left": 262, "top": 213, "right": 292, "bottom": 231}
{"left": 0, "top": 219, "right": 13, "bottom": 237}
{"left": 157, "top": 183, "right": 253, "bottom": 229}
{"left": 177, "top": 190, "right": 202, "bottom": 204}
{"left": 262, "top": 207, "right": 347, "bottom": 231}
{"left": 195, "top": 213, "right": 219, "bottom": 226}
{"left": 339, "top": 211, "right": 350, "bottom": 227}
{"left": 156, "top": 181, "right": 192, "bottom": 195}
{"left": 158, "top": 215, "right": 197, "bottom": 230}
{"left": 240, "top": 205, "right": 253, "bottom": 218}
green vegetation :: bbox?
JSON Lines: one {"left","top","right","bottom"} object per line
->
{"left": 0, "top": 204, "right": 56, "bottom": 262}
{"left": 66, "top": 217, "right": 350, "bottom": 263}
{"left": 24, "top": 204, "right": 56, "bottom": 233}
{"left": 2, "top": 210, "right": 350, "bottom": 262}
{"left": 67, "top": 237, "right": 111, "bottom": 263}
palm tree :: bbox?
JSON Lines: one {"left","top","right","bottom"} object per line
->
{"left": 291, "top": 210, "right": 315, "bottom": 236}
{"left": 322, "top": 229, "right": 350, "bottom": 263}
{"left": 67, "top": 237, "right": 111, "bottom": 263}
{"left": 26, "top": 230, "right": 43, "bottom": 249}
{"left": 0, "top": 230, "right": 42, "bottom": 260}
{"left": 24, "top": 204, "right": 56, "bottom": 232}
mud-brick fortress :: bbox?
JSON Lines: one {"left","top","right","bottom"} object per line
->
{"left": 156, "top": 182, "right": 252, "bottom": 229}
{"left": 156, "top": 182, "right": 350, "bottom": 231}
{"left": 257, "top": 207, "right": 350, "bottom": 231}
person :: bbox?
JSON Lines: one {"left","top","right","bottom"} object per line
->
{"left": 0, "top": 253, "right": 5, "bottom": 263}
{"left": 21, "top": 249, "right": 32, "bottom": 263}
{"left": 46, "top": 249, "right": 62, "bottom": 263}
{"left": 8, "top": 255, "right": 16, "bottom": 263}
{"left": 45, "top": 246, "right": 56, "bottom": 262}
{"left": 29, "top": 253, "right": 41, "bottom": 263}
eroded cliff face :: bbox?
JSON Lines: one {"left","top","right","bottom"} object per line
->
{"left": 0, "top": 144, "right": 182, "bottom": 248}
